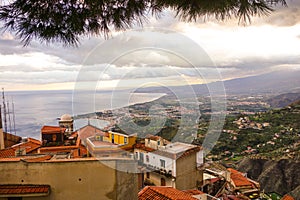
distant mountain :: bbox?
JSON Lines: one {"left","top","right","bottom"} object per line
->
{"left": 136, "top": 69, "right": 300, "bottom": 95}
{"left": 221, "top": 69, "right": 300, "bottom": 94}
{"left": 267, "top": 93, "right": 300, "bottom": 108}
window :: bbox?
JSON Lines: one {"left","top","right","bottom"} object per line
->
{"left": 52, "top": 134, "right": 57, "bottom": 142}
{"left": 160, "top": 159, "right": 165, "bottom": 168}
{"left": 140, "top": 152, "right": 144, "bottom": 162}
{"left": 146, "top": 155, "right": 149, "bottom": 162}
{"left": 161, "top": 178, "right": 166, "bottom": 186}
{"left": 124, "top": 137, "right": 128, "bottom": 144}
{"left": 146, "top": 172, "right": 150, "bottom": 179}
{"left": 157, "top": 140, "right": 160, "bottom": 145}
{"left": 111, "top": 134, "right": 114, "bottom": 143}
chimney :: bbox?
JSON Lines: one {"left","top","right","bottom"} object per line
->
{"left": 0, "top": 105, "right": 5, "bottom": 149}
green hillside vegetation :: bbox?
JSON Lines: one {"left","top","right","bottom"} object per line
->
{"left": 110, "top": 95, "right": 299, "bottom": 161}
{"left": 195, "top": 100, "right": 300, "bottom": 160}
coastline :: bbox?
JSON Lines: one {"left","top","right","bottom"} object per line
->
{"left": 74, "top": 92, "right": 168, "bottom": 125}
{"left": 5, "top": 90, "right": 167, "bottom": 139}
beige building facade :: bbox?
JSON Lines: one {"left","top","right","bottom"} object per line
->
{"left": 0, "top": 158, "right": 138, "bottom": 200}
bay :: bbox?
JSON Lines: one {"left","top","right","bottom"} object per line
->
{"left": 3, "top": 90, "right": 165, "bottom": 139}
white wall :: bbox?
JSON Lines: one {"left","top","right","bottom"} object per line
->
{"left": 147, "top": 152, "right": 176, "bottom": 177}
{"left": 134, "top": 148, "right": 176, "bottom": 176}
{"left": 196, "top": 150, "right": 204, "bottom": 167}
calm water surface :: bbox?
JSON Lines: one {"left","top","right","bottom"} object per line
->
{"left": 3, "top": 90, "right": 164, "bottom": 139}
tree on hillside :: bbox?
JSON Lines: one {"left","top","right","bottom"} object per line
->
{"left": 0, "top": 0, "right": 287, "bottom": 46}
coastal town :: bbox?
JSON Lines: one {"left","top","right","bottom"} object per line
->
{"left": 0, "top": 110, "right": 296, "bottom": 200}
{"left": 1, "top": 0, "right": 300, "bottom": 199}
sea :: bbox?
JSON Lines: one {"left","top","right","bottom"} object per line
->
{"left": 2, "top": 90, "right": 165, "bottom": 139}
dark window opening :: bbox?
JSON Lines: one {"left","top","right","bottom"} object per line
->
{"left": 8, "top": 197, "right": 22, "bottom": 200}
{"left": 160, "top": 159, "right": 165, "bottom": 168}
{"left": 161, "top": 178, "right": 166, "bottom": 186}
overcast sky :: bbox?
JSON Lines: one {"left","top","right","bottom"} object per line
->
{"left": 0, "top": 0, "right": 300, "bottom": 91}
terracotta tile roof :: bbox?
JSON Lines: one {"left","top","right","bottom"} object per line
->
{"left": 0, "top": 157, "right": 21, "bottom": 162}
{"left": 145, "top": 134, "right": 162, "bottom": 141}
{"left": 0, "top": 138, "right": 41, "bottom": 158}
{"left": 227, "top": 168, "right": 253, "bottom": 188}
{"left": 0, "top": 155, "right": 52, "bottom": 163}
{"left": 23, "top": 155, "right": 53, "bottom": 162}
{"left": 78, "top": 125, "right": 109, "bottom": 141}
{"left": 41, "top": 125, "right": 66, "bottom": 134}
{"left": 281, "top": 194, "right": 295, "bottom": 200}
{"left": 134, "top": 143, "right": 156, "bottom": 152}
{"left": 39, "top": 145, "right": 79, "bottom": 153}
{"left": 21, "top": 138, "right": 41, "bottom": 153}
{"left": 138, "top": 186, "right": 197, "bottom": 200}
{"left": 183, "top": 189, "right": 205, "bottom": 195}
{"left": 0, "top": 148, "right": 15, "bottom": 158}
{"left": 0, "top": 184, "right": 50, "bottom": 196}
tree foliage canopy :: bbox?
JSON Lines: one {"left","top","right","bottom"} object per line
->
{"left": 0, "top": 0, "right": 287, "bottom": 46}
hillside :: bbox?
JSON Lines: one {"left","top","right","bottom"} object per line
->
{"left": 267, "top": 92, "right": 300, "bottom": 108}
{"left": 237, "top": 158, "right": 300, "bottom": 199}
{"left": 290, "top": 99, "right": 300, "bottom": 107}
{"left": 222, "top": 70, "right": 300, "bottom": 94}
{"left": 200, "top": 99, "right": 300, "bottom": 159}
{"left": 217, "top": 100, "right": 300, "bottom": 199}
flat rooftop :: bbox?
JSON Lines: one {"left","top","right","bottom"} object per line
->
{"left": 151, "top": 142, "right": 201, "bottom": 160}
{"left": 160, "top": 142, "right": 198, "bottom": 154}
{"left": 91, "top": 140, "right": 119, "bottom": 148}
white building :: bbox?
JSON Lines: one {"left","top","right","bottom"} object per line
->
{"left": 134, "top": 136, "right": 204, "bottom": 190}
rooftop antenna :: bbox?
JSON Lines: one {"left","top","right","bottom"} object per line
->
{"left": 0, "top": 105, "right": 5, "bottom": 149}
{"left": 7, "top": 101, "right": 12, "bottom": 133}
{"left": 2, "top": 88, "right": 7, "bottom": 132}
{"left": 12, "top": 98, "right": 16, "bottom": 135}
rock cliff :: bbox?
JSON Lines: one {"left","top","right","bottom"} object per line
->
{"left": 237, "top": 157, "right": 300, "bottom": 199}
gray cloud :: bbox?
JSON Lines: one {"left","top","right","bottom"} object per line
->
{"left": 77, "top": 30, "right": 214, "bottom": 70}
{"left": 218, "top": 54, "right": 300, "bottom": 69}
{"left": 251, "top": 0, "right": 300, "bottom": 27}
{"left": 0, "top": 70, "right": 77, "bottom": 84}
{"left": 265, "top": 8, "right": 300, "bottom": 26}
{"left": 0, "top": 2, "right": 299, "bottom": 90}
